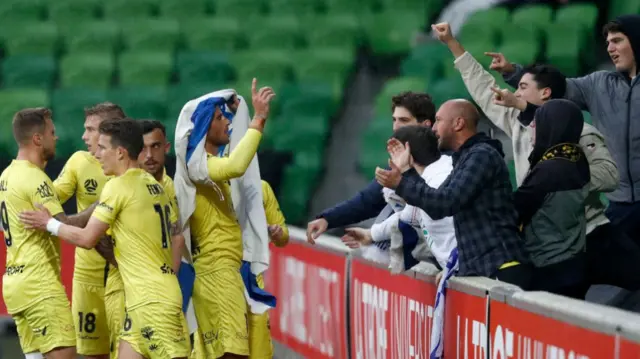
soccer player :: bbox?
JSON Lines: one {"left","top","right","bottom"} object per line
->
{"left": 20, "top": 119, "right": 190, "bottom": 359}
{"left": 191, "top": 179, "right": 288, "bottom": 359}
{"left": 1, "top": 108, "right": 99, "bottom": 359}
{"left": 189, "top": 80, "right": 275, "bottom": 359}
{"left": 53, "top": 102, "right": 126, "bottom": 359}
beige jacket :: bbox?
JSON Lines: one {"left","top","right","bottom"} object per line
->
{"left": 453, "top": 51, "right": 619, "bottom": 234}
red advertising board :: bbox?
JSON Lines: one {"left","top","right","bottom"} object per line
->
{"left": 619, "top": 337, "right": 640, "bottom": 359}
{"left": 489, "top": 300, "right": 615, "bottom": 359}
{"left": 349, "top": 258, "right": 438, "bottom": 359}
{"left": 443, "top": 288, "right": 488, "bottom": 359}
{"left": 1, "top": 233, "right": 74, "bottom": 316}
{"left": 264, "top": 241, "right": 348, "bottom": 358}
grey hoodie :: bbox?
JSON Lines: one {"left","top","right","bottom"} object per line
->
{"left": 504, "top": 14, "right": 640, "bottom": 203}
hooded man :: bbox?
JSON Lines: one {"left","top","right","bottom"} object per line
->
{"left": 514, "top": 100, "right": 590, "bottom": 299}
{"left": 496, "top": 14, "right": 640, "bottom": 242}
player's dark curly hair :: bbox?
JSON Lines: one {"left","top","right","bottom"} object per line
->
{"left": 391, "top": 125, "right": 440, "bottom": 167}
{"left": 391, "top": 92, "right": 436, "bottom": 123}
{"left": 99, "top": 118, "right": 143, "bottom": 160}
{"left": 140, "top": 119, "right": 166, "bottom": 137}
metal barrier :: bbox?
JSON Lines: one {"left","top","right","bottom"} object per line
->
{"left": 3, "top": 228, "right": 640, "bottom": 358}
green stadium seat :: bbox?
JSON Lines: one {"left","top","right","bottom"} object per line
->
{"left": 51, "top": 88, "right": 109, "bottom": 125}
{"left": 212, "top": 0, "right": 265, "bottom": 18}
{"left": 108, "top": 86, "right": 167, "bottom": 119}
{"left": 60, "top": 54, "right": 115, "bottom": 90}
{"left": 158, "top": 0, "right": 208, "bottom": 19}
{"left": 609, "top": 0, "right": 640, "bottom": 19}
{"left": 0, "top": 89, "right": 49, "bottom": 156}
{"left": 161, "top": 118, "right": 177, "bottom": 154}
{"left": 374, "top": 77, "right": 427, "bottom": 116}
{"left": 2, "top": 55, "right": 56, "bottom": 89}
{"left": 246, "top": 16, "right": 301, "bottom": 50}
{"left": 176, "top": 51, "right": 233, "bottom": 86}
{"left": 464, "top": 6, "right": 510, "bottom": 28}
{"left": 120, "top": 19, "right": 180, "bottom": 52}
{"left": 118, "top": 51, "right": 173, "bottom": 87}
{"left": 181, "top": 17, "right": 242, "bottom": 51}
{"left": 291, "top": 47, "right": 355, "bottom": 96}
{"left": 400, "top": 42, "right": 450, "bottom": 82}
{"left": 555, "top": 3, "right": 598, "bottom": 32}
{"left": 1, "top": 22, "right": 59, "bottom": 56}
{"left": 511, "top": 5, "right": 553, "bottom": 31}
{"left": 500, "top": 23, "right": 540, "bottom": 58}
{"left": 271, "top": 115, "right": 328, "bottom": 153}
{"left": 498, "top": 42, "right": 538, "bottom": 70}
{"left": 429, "top": 77, "right": 471, "bottom": 107}
{"left": 166, "top": 84, "right": 224, "bottom": 120}
{"left": 358, "top": 143, "right": 388, "bottom": 178}
{"left": 266, "top": 0, "right": 321, "bottom": 14}
{"left": 231, "top": 50, "right": 294, "bottom": 87}
{"left": 48, "top": 0, "right": 99, "bottom": 22}
{"left": 378, "top": 0, "right": 428, "bottom": 14}
{"left": 458, "top": 23, "right": 497, "bottom": 49}
{"left": 59, "top": 21, "right": 120, "bottom": 54}
{"left": 324, "top": 0, "right": 375, "bottom": 14}
{"left": 362, "top": 11, "right": 425, "bottom": 55}
{"left": 277, "top": 82, "right": 336, "bottom": 117}
{"left": 0, "top": 0, "right": 45, "bottom": 21}
{"left": 545, "top": 23, "right": 584, "bottom": 77}
{"left": 304, "top": 14, "right": 361, "bottom": 49}
{"left": 103, "top": 0, "right": 156, "bottom": 19}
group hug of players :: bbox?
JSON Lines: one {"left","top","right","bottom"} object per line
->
{"left": 0, "top": 79, "right": 287, "bottom": 359}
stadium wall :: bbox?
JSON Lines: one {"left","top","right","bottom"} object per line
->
{"left": 3, "top": 230, "right": 640, "bottom": 358}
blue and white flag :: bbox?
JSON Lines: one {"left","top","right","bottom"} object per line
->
{"left": 429, "top": 248, "right": 459, "bottom": 359}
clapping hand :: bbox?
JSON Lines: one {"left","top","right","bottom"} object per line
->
{"left": 387, "top": 138, "right": 412, "bottom": 172}
{"left": 341, "top": 227, "right": 373, "bottom": 249}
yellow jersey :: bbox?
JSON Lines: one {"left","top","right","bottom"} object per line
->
{"left": 0, "top": 160, "right": 66, "bottom": 314}
{"left": 54, "top": 151, "right": 111, "bottom": 285}
{"left": 261, "top": 180, "right": 289, "bottom": 247}
{"left": 105, "top": 170, "right": 178, "bottom": 296}
{"left": 190, "top": 129, "right": 262, "bottom": 274}
{"left": 92, "top": 168, "right": 182, "bottom": 311}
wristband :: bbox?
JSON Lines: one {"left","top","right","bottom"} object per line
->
{"left": 46, "top": 218, "right": 62, "bottom": 236}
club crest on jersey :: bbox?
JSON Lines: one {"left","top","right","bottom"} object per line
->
{"left": 35, "top": 181, "right": 54, "bottom": 198}
{"left": 84, "top": 179, "right": 98, "bottom": 194}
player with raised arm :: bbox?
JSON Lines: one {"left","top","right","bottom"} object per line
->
{"left": 20, "top": 119, "right": 190, "bottom": 359}
{"left": 188, "top": 79, "right": 275, "bottom": 359}
{"left": 53, "top": 102, "right": 126, "bottom": 359}
{"left": 1, "top": 108, "right": 101, "bottom": 359}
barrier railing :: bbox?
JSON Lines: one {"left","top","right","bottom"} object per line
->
{"left": 3, "top": 229, "right": 640, "bottom": 358}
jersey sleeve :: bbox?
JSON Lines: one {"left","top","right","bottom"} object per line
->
{"left": 92, "top": 180, "right": 123, "bottom": 226}
{"left": 261, "top": 180, "right": 289, "bottom": 245}
{"left": 53, "top": 154, "right": 78, "bottom": 204}
{"left": 207, "top": 129, "right": 262, "bottom": 182}
{"left": 29, "top": 174, "right": 64, "bottom": 217}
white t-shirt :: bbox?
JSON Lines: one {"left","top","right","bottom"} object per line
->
{"left": 370, "top": 155, "right": 457, "bottom": 269}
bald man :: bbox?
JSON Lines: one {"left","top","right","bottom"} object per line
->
{"left": 377, "top": 99, "right": 532, "bottom": 288}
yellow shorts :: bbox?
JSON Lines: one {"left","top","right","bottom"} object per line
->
{"left": 13, "top": 295, "right": 76, "bottom": 354}
{"left": 248, "top": 274, "right": 273, "bottom": 359}
{"left": 72, "top": 279, "right": 111, "bottom": 355}
{"left": 191, "top": 330, "right": 205, "bottom": 359}
{"left": 104, "top": 289, "right": 125, "bottom": 359}
{"left": 193, "top": 268, "right": 249, "bottom": 358}
{"left": 120, "top": 303, "right": 190, "bottom": 359}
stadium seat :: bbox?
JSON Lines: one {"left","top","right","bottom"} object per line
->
{"left": 2, "top": 55, "right": 56, "bottom": 89}
{"left": 511, "top": 5, "right": 553, "bottom": 31}
{"left": 545, "top": 23, "right": 584, "bottom": 77}
{"left": 177, "top": 51, "right": 233, "bottom": 86}
{"left": 160, "top": 118, "right": 177, "bottom": 155}
{"left": 118, "top": 51, "right": 173, "bottom": 86}
{"left": 181, "top": 17, "right": 242, "bottom": 52}
{"left": 48, "top": 0, "right": 99, "bottom": 22}
{"left": 324, "top": 0, "right": 375, "bottom": 14}
{"left": 212, "top": 0, "right": 266, "bottom": 18}
{"left": 165, "top": 84, "right": 223, "bottom": 120}
{"left": 291, "top": 47, "right": 355, "bottom": 96}
{"left": 609, "top": 0, "right": 640, "bottom": 18}
{"left": 271, "top": 115, "right": 328, "bottom": 153}
{"left": 555, "top": 3, "right": 598, "bottom": 33}
{"left": 362, "top": 11, "right": 425, "bottom": 55}
{"left": 0, "top": 89, "right": 49, "bottom": 156}
{"left": 1, "top": 22, "right": 59, "bottom": 56}
{"left": 231, "top": 50, "right": 294, "bottom": 87}
{"left": 428, "top": 77, "right": 471, "bottom": 107}
{"left": 246, "top": 16, "right": 301, "bottom": 50}
{"left": 500, "top": 23, "right": 540, "bottom": 61}
{"left": 0, "top": 0, "right": 45, "bottom": 21}
{"left": 52, "top": 88, "right": 109, "bottom": 125}
{"left": 304, "top": 14, "right": 361, "bottom": 49}
{"left": 120, "top": 19, "right": 180, "bottom": 52}
{"left": 60, "top": 54, "right": 115, "bottom": 90}
{"left": 277, "top": 82, "right": 337, "bottom": 117}
{"left": 59, "top": 21, "right": 120, "bottom": 54}
{"left": 108, "top": 86, "right": 167, "bottom": 119}
{"left": 463, "top": 6, "right": 510, "bottom": 29}
{"left": 158, "top": 0, "right": 208, "bottom": 19}
{"left": 358, "top": 143, "right": 389, "bottom": 177}
{"left": 498, "top": 42, "right": 538, "bottom": 71}
{"left": 103, "top": 0, "right": 156, "bottom": 19}
{"left": 378, "top": 0, "right": 428, "bottom": 15}
{"left": 400, "top": 42, "right": 450, "bottom": 82}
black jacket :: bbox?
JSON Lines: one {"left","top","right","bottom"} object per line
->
{"left": 514, "top": 99, "right": 590, "bottom": 267}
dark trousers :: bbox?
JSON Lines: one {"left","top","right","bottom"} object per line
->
{"left": 586, "top": 222, "right": 640, "bottom": 290}
{"left": 493, "top": 264, "right": 534, "bottom": 291}
{"left": 531, "top": 254, "right": 589, "bottom": 299}
{"left": 605, "top": 201, "right": 640, "bottom": 244}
